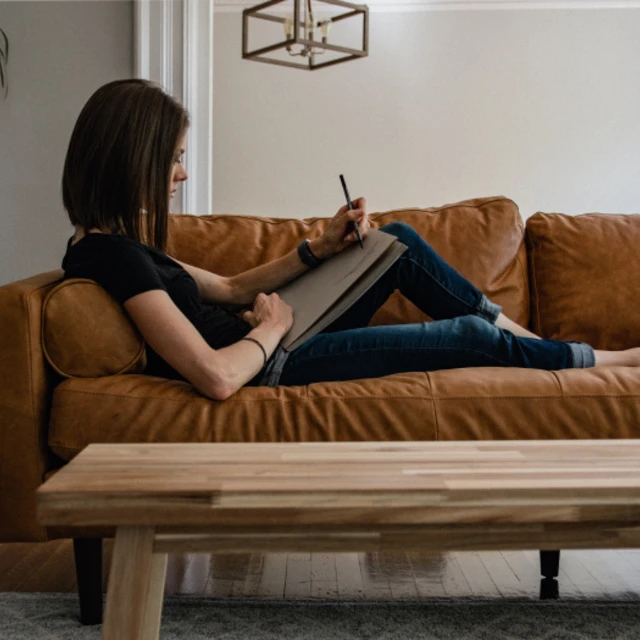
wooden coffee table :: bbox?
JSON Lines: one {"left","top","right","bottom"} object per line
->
{"left": 37, "top": 440, "right": 640, "bottom": 639}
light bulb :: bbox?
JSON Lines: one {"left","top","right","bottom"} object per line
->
{"left": 320, "top": 20, "right": 331, "bottom": 39}
{"left": 284, "top": 16, "right": 294, "bottom": 39}
{"left": 306, "top": 14, "right": 314, "bottom": 41}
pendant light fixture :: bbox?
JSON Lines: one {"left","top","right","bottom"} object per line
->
{"left": 242, "top": 0, "right": 369, "bottom": 71}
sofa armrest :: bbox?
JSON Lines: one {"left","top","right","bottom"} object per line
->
{"left": 0, "top": 269, "right": 64, "bottom": 542}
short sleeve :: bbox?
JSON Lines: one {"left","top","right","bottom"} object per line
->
{"left": 63, "top": 235, "right": 168, "bottom": 305}
{"left": 98, "top": 239, "right": 168, "bottom": 305}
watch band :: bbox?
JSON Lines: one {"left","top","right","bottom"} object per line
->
{"left": 297, "top": 239, "right": 324, "bottom": 268}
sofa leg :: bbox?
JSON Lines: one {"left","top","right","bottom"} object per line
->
{"left": 73, "top": 538, "right": 103, "bottom": 625}
{"left": 540, "top": 578, "right": 559, "bottom": 600}
{"left": 540, "top": 550, "right": 560, "bottom": 579}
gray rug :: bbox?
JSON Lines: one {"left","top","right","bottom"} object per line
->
{"left": 1, "top": 593, "right": 640, "bottom": 639}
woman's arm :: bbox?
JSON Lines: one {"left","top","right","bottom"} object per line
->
{"left": 229, "top": 237, "right": 330, "bottom": 304}
{"left": 228, "top": 200, "right": 370, "bottom": 303}
{"left": 172, "top": 199, "right": 369, "bottom": 306}
{"left": 171, "top": 236, "right": 328, "bottom": 306}
{"left": 124, "top": 289, "right": 291, "bottom": 400}
{"left": 170, "top": 258, "right": 239, "bottom": 305}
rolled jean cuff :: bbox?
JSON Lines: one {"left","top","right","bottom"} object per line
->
{"left": 475, "top": 295, "right": 502, "bottom": 324}
{"left": 568, "top": 341, "right": 596, "bottom": 369}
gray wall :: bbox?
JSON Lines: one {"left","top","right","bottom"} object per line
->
{"left": 0, "top": 1, "right": 133, "bottom": 286}
{"left": 213, "top": 10, "right": 640, "bottom": 220}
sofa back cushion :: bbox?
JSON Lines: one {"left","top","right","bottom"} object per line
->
{"left": 167, "top": 196, "right": 530, "bottom": 328}
{"left": 42, "top": 279, "right": 146, "bottom": 378}
{"left": 39, "top": 196, "right": 529, "bottom": 381}
{"left": 526, "top": 212, "right": 639, "bottom": 349}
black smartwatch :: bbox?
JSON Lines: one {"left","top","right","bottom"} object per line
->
{"left": 297, "top": 239, "right": 324, "bottom": 268}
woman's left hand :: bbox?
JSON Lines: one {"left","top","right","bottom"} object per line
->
{"left": 317, "top": 197, "right": 371, "bottom": 258}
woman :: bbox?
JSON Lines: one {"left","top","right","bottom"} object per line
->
{"left": 62, "top": 79, "right": 640, "bottom": 401}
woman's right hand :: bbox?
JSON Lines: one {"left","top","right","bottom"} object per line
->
{"left": 240, "top": 293, "right": 293, "bottom": 335}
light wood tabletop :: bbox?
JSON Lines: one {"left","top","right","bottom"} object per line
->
{"left": 36, "top": 440, "right": 640, "bottom": 639}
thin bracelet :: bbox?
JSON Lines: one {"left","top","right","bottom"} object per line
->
{"left": 241, "top": 337, "right": 267, "bottom": 368}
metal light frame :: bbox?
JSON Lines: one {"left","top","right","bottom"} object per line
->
{"left": 242, "top": 0, "right": 369, "bottom": 71}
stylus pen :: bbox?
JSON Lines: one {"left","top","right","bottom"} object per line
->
{"left": 339, "top": 174, "right": 364, "bottom": 249}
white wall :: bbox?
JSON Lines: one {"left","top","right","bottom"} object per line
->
{"left": 2, "top": 3, "right": 637, "bottom": 285}
{"left": 213, "top": 8, "right": 640, "bottom": 219}
{"left": 0, "top": 0, "right": 133, "bottom": 286}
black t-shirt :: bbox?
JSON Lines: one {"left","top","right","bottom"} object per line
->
{"left": 61, "top": 233, "right": 253, "bottom": 381}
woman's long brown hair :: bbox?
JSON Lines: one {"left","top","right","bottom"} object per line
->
{"left": 62, "top": 79, "right": 190, "bottom": 252}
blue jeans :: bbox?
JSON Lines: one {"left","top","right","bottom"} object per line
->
{"left": 255, "top": 222, "right": 596, "bottom": 388}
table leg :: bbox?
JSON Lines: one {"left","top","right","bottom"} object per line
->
{"left": 102, "top": 526, "right": 165, "bottom": 640}
{"left": 142, "top": 552, "right": 168, "bottom": 640}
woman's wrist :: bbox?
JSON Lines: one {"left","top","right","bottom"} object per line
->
{"left": 251, "top": 321, "right": 287, "bottom": 347}
{"left": 308, "top": 237, "right": 332, "bottom": 261}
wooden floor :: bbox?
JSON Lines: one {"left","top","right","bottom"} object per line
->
{"left": 2, "top": 541, "right": 640, "bottom": 600}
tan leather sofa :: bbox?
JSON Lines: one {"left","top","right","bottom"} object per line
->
{"left": 1, "top": 196, "right": 638, "bottom": 619}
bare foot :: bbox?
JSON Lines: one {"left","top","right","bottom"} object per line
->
{"left": 594, "top": 347, "right": 640, "bottom": 367}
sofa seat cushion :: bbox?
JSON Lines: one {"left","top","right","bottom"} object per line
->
{"left": 48, "top": 367, "right": 640, "bottom": 461}
{"left": 432, "top": 367, "right": 640, "bottom": 441}
{"left": 48, "top": 372, "right": 437, "bottom": 461}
